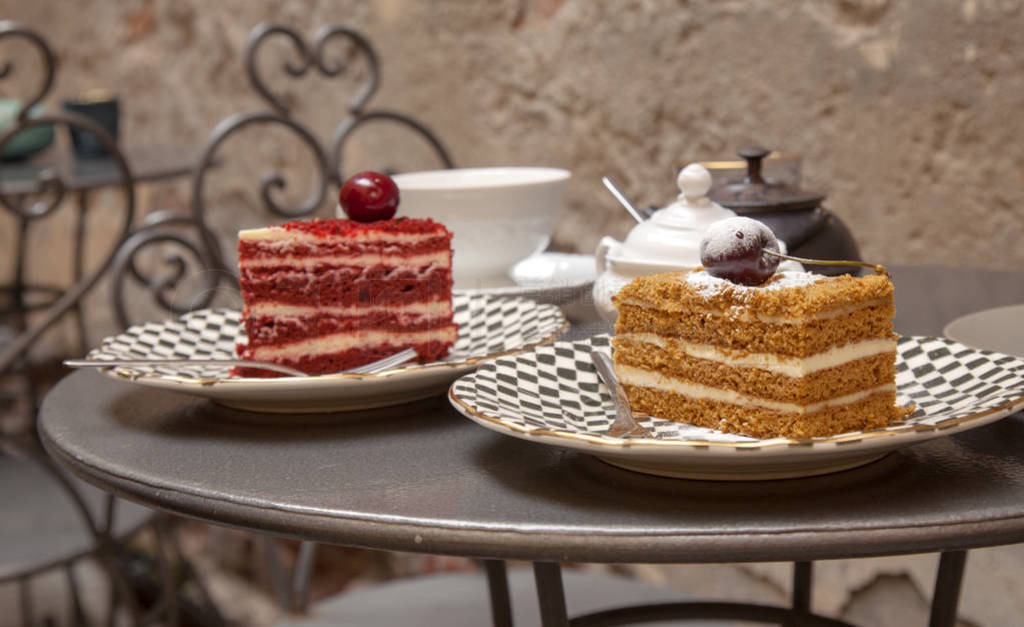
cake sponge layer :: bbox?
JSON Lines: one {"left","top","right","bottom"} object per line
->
{"left": 241, "top": 309, "right": 453, "bottom": 348}
{"left": 613, "top": 336, "right": 897, "bottom": 404}
{"left": 240, "top": 266, "right": 452, "bottom": 308}
{"left": 614, "top": 302, "right": 895, "bottom": 357}
{"left": 235, "top": 323, "right": 460, "bottom": 377}
{"left": 615, "top": 271, "right": 894, "bottom": 319}
{"left": 235, "top": 334, "right": 456, "bottom": 378}
{"left": 624, "top": 385, "right": 905, "bottom": 439}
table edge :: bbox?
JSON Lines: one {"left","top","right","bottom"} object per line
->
{"left": 40, "top": 429, "right": 1024, "bottom": 564}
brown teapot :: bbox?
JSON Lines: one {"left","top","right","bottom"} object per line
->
{"left": 707, "top": 147, "right": 862, "bottom": 276}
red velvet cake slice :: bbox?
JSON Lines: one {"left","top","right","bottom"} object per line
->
{"left": 235, "top": 217, "right": 457, "bottom": 377}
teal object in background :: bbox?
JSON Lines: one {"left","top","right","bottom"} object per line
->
{"left": 0, "top": 99, "right": 55, "bottom": 161}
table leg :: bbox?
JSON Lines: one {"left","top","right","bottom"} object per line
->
{"left": 13, "top": 214, "right": 28, "bottom": 328}
{"left": 533, "top": 561, "right": 569, "bottom": 627}
{"left": 291, "top": 541, "right": 317, "bottom": 612}
{"left": 153, "top": 515, "right": 181, "bottom": 627}
{"left": 261, "top": 535, "right": 291, "bottom": 609}
{"left": 72, "top": 189, "right": 89, "bottom": 356}
{"left": 793, "top": 561, "right": 813, "bottom": 607}
{"left": 64, "top": 562, "right": 88, "bottom": 625}
{"left": 12, "top": 216, "right": 39, "bottom": 412}
{"left": 784, "top": 561, "right": 814, "bottom": 627}
{"left": 483, "top": 559, "right": 513, "bottom": 627}
{"left": 929, "top": 550, "right": 967, "bottom": 627}
{"left": 18, "top": 575, "right": 31, "bottom": 627}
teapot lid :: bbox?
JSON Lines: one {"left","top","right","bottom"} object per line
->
{"left": 614, "top": 163, "right": 736, "bottom": 267}
{"left": 709, "top": 147, "right": 824, "bottom": 213}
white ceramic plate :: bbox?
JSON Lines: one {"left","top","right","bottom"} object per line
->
{"left": 944, "top": 304, "right": 1024, "bottom": 358}
{"left": 85, "top": 293, "right": 567, "bottom": 414}
{"left": 449, "top": 334, "right": 1024, "bottom": 480}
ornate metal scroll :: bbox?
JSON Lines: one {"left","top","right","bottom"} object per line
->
{"left": 246, "top": 23, "right": 380, "bottom": 117}
{"left": 330, "top": 109, "right": 454, "bottom": 182}
{"left": 0, "top": 23, "right": 179, "bottom": 625}
{"left": 188, "top": 22, "right": 455, "bottom": 285}
{"left": 109, "top": 210, "right": 231, "bottom": 330}
{"left": 313, "top": 24, "right": 455, "bottom": 181}
{"left": 188, "top": 110, "right": 331, "bottom": 281}
{"left": 0, "top": 21, "right": 135, "bottom": 374}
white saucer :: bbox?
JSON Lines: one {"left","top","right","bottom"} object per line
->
{"left": 454, "top": 252, "right": 597, "bottom": 321}
{"left": 944, "top": 304, "right": 1024, "bottom": 358}
{"left": 509, "top": 252, "right": 596, "bottom": 286}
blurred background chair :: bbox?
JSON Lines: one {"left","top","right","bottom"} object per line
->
{"left": 107, "top": 21, "right": 470, "bottom": 619}
{"left": 1, "top": 15, "right": 515, "bottom": 622}
{"left": 0, "top": 20, "right": 221, "bottom": 625}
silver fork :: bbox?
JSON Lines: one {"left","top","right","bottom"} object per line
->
{"left": 64, "top": 347, "right": 419, "bottom": 378}
{"left": 341, "top": 348, "right": 419, "bottom": 375}
{"left": 590, "top": 350, "right": 653, "bottom": 439}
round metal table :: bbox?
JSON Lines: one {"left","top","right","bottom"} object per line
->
{"left": 37, "top": 266, "right": 1024, "bottom": 626}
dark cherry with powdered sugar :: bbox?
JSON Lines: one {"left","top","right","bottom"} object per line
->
{"left": 699, "top": 217, "right": 781, "bottom": 286}
{"left": 338, "top": 171, "right": 400, "bottom": 222}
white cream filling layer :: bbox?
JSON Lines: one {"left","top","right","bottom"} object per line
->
{"left": 250, "top": 327, "right": 457, "bottom": 360}
{"left": 240, "top": 250, "right": 451, "bottom": 270}
{"left": 248, "top": 301, "right": 451, "bottom": 318}
{"left": 616, "top": 299, "right": 888, "bottom": 324}
{"left": 239, "top": 227, "right": 441, "bottom": 245}
{"left": 616, "top": 364, "right": 895, "bottom": 415}
{"left": 619, "top": 334, "right": 896, "bottom": 377}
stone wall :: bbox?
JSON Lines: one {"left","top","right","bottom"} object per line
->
{"left": 3, "top": 0, "right": 1023, "bottom": 274}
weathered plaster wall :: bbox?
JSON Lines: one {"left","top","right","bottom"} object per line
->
{"left": 3, "top": 0, "right": 1023, "bottom": 271}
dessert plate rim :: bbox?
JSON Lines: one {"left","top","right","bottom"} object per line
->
{"left": 447, "top": 334, "right": 1024, "bottom": 478}
{"left": 83, "top": 293, "right": 568, "bottom": 413}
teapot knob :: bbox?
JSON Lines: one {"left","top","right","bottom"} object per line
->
{"left": 738, "top": 146, "right": 770, "bottom": 184}
{"left": 676, "top": 163, "right": 713, "bottom": 202}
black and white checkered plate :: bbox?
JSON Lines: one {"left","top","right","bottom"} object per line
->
{"left": 448, "top": 335, "right": 1024, "bottom": 480}
{"left": 84, "top": 293, "right": 567, "bottom": 414}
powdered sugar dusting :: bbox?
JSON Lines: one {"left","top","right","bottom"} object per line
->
{"left": 685, "top": 269, "right": 823, "bottom": 298}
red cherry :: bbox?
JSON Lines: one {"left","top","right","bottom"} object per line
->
{"left": 699, "top": 217, "right": 781, "bottom": 286}
{"left": 338, "top": 171, "right": 399, "bottom": 222}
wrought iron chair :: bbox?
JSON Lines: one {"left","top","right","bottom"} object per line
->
{"left": 107, "top": 22, "right": 481, "bottom": 616}
{"left": 0, "top": 20, "right": 220, "bottom": 625}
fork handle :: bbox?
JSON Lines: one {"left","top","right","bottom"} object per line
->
{"left": 63, "top": 359, "right": 308, "bottom": 377}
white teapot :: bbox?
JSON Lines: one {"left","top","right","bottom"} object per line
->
{"left": 593, "top": 163, "right": 736, "bottom": 323}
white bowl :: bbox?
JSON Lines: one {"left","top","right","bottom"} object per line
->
{"left": 387, "top": 167, "right": 570, "bottom": 287}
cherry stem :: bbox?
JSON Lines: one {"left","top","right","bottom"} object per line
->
{"left": 762, "top": 248, "right": 889, "bottom": 278}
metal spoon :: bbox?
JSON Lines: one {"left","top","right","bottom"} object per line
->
{"left": 590, "top": 350, "right": 652, "bottom": 439}
{"left": 601, "top": 176, "right": 646, "bottom": 224}
{"left": 64, "top": 347, "right": 419, "bottom": 378}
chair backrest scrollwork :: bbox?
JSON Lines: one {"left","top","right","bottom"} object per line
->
{"left": 0, "top": 21, "right": 456, "bottom": 342}
{"left": 0, "top": 20, "right": 135, "bottom": 374}
{"left": 175, "top": 22, "right": 456, "bottom": 310}
{"left": 0, "top": 26, "right": 148, "bottom": 620}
